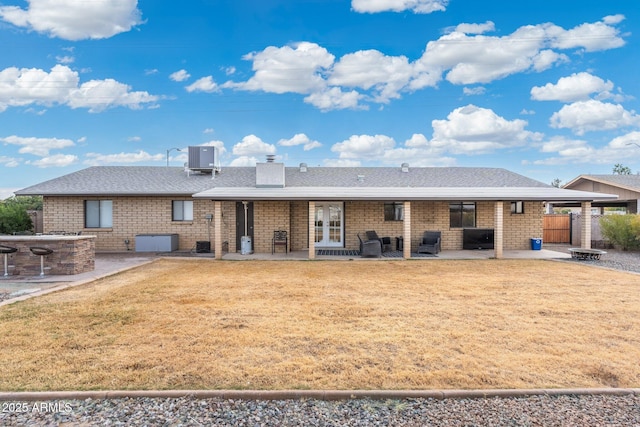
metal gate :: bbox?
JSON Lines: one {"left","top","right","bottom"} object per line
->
{"left": 543, "top": 214, "right": 571, "bottom": 243}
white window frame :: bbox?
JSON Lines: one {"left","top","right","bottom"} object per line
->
{"left": 172, "top": 200, "right": 194, "bottom": 221}
{"left": 85, "top": 200, "right": 113, "bottom": 228}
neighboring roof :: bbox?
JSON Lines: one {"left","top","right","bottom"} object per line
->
{"left": 564, "top": 174, "right": 640, "bottom": 193}
{"left": 16, "top": 165, "right": 617, "bottom": 202}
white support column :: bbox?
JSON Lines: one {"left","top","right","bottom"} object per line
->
{"left": 308, "top": 201, "right": 315, "bottom": 259}
{"left": 403, "top": 201, "right": 411, "bottom": 259}
{"left": 494, "top": 201, "right": 504, "bottom": 259}
{"left": 214, "top": 201, "right": 222, "bottom": 260}
{"left": 581, "top": 201, "right": 592, "bottom": 249}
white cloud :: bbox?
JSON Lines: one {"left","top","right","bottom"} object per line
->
{"left": 1, "top": 135, "right": 74, "bottom": 156}
{"left": 186, "top": 76, "right": 218, "bottom": 93}
{"left": 0, "top": 0, "right": 143, "bottom": 41}
{"left": 55, "top": 55, "right": 74, "bottom": 64}
{"left": 0, "top": 157, "right": 20, "bottom": 168}
{"left": 201, "top": 140, "right": 227, "bottom": 156}
{"left": 232, "top": 135, "right": 276, "bottom": 157}
{"left": 454, "top": 21, "right": 494, "bottom": 35}
{"left": 329, "top": 49, "right": 413, "bottom": 103}
{"left": 127, "top": 136, "right": 141, "bottom": 142}
{"left": 83, "top": 150, "right": 163, "bottom": 166}
{"left": 531, "top": 72, "right": 615, "bottom": 102}
{"left": 0, "top": 65, "right": 159, "bottom": 112}
{"left": 331, "top": 134, "right": 396, "bottom": 160}
{"left": 217, "top": 16, "right": 625, "bottom": 111}
{"left": 549, "top": 100, "right": 640, "bottom": 135}
{"left": 0, "top": 188, "right": 19, "bottom": 200}
{"left": 351, "top": 0, "right": 448, "bottom": 14}
{"left": 304, "top": 87, "right": 362, "bottom": 111}
{"left": 534, "top": 131, "right": 640, "bottom": 165}
{"left": 27, "top": 154, "right": 78, "bottom": 168}
{"left": 404, "top": 133, "right": 430, "bottom": 147}
{"left": 67, "top": 78, "right": 159, "bottom": 112}
{"left": 230, "top": 42, "right": 334, "bottom": 95}
{"left": 549, "top": 15, "right": 626, "bottom": 52}
{"left": 463, "top": 87, "right": 485, "bottom": 96}
{"left": 170, "top": 69, "right": 191, "bottom": 82}
{"left": 229, "top": 156, "right": 258, "bottom": 167}
{"left": 431, "top": 105, "right": 541, "bottom": 154}
{"left": 277, "top": 133, "right": 322, "bottom": 151}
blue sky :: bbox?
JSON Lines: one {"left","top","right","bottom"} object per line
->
{"left": 1, "top": 0, "right": 639, "bottom": 199}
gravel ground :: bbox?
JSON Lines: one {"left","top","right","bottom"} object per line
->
{"left": 562, "top": 248, "right": 640, "bottom": 274}
{"left": 2, "top": 250, "right": 639, "bottom": 426}
{"left": 1, "top": 394, "right": 639, "bottom": 426}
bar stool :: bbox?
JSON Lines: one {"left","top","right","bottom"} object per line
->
{"left": 0, "top": 245, "right": 18, "bottom": 277}
{"left": 29, "top": 246, "right": 54, "bottom": 277}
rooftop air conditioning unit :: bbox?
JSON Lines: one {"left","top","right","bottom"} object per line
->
{"left": 188, "top": 146, "right": 215, "bottom": 172}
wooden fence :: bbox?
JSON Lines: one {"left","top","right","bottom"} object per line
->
{"left": 543, "top": 214, "right": 571, "bottom": 243}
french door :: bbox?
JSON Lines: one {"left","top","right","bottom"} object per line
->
{"left": 314, "top": 202, "right": 344, "bottom": 247}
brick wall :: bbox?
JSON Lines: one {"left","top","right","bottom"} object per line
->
{"left": 253, "top": 201, "right": 291, "bottom": 253}
{"left": 43, "top": 196, "right": 230, "bottom": 252}
{"left": 42, "top": 197, "right": 544, "bottom": 253}
{"left": 344, "top": 201, "right": 405, "bottom": 250}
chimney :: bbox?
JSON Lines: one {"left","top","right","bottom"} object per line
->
{"left": 256, "top": 155, "right": 285, "bottom": 188}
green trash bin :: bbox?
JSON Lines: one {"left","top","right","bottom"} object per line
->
{"left": 530, "top": 238, "right": 542, "bottom": 250}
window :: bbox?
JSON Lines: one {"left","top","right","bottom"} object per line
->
{"left": 85, "top": 200, "right": 113, "bottom": 228}
{"left": 449, "top": 202, "right": 475, "bottom": 228}
{"left": 511, "top": 201, "right": 524, "bottom": 214}
{"left": 172, "top": 200, "right": 193, "bottom": 221}
{"left": 384, "top": 202, "right": 404, "bottom": 221}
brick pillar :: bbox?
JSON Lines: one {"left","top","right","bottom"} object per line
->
{"left": 403, "top": 201, "right": 411, "bottom": 259}
{"left": 308, "top": 201, "right": 315, "bottom": 259}
{"left": 581, "top": 201, "right": 591, "bottom": 249}
{"left": 494, "top": 201, "right": 504, "bottom": 259}
{"left": 214, "top": 201, "right": 222, "bottom": 259}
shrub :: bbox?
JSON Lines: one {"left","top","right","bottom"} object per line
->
{"left": 599, "top": 214, "right": 640, "bottom": 251}
{"left": 0, "top": 203, "right": 33, "bottom": 234}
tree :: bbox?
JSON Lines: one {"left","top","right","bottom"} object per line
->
{"left": 0, "top": 196, "right": 41, "bottom": 234}
{"left": 550, "top": 178, "right": 562, "bottom": 188}
{"left": 613, "top": 164, "right": 632, "bottom": 175}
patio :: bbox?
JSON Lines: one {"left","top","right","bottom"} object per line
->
{"left": 222, "top": 246, "right": 572, "bottom": 261}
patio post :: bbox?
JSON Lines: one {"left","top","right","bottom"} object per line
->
{"left": 214, "top": 201, "right": 222, "bottom": 259}
{"left": 308, "top": 201, "right": 315, "bottom": 259}
{"left": 403, "top": 201, "right": 411, "bottom": 259}
{"left": 581, "top": 201, "right": 592, "bottom": 249}
{"left": 494, "top": 201, "right": 504, "bottom": 259}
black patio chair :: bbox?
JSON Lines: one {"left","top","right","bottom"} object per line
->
{"left": 365, "top": 230, "right": 392, "bottom": 252}
{"left": 417, "top": 231, "right": 441, "bottom": 254}
{"left": 272, "top": 230, "right": 288, "bottom": 254}
{"left": 358, "top": 233, "right": 382, "bottom": 258}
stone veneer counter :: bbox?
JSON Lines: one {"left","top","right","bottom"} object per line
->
{"left": 0, "top": 235, "right": 95, "bottom": 276}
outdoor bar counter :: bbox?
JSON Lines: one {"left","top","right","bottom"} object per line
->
{"left": 0, "top": 234, "right": 95, "bottom": 276}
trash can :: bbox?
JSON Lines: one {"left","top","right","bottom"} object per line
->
{"left": 396, "top": 236, "right": 403, "bottom": 251}
{"left": 530, "top": 238, "right": 542, "bottom": 250}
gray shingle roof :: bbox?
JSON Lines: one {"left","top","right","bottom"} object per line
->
{"left": 566, "top": 174, "right": 640, "bottom": 191}
{"left": 15, "top": 165, "right": 616, "bottom": 202}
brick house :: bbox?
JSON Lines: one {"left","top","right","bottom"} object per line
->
{"left": 16, "top": 160, "right": 615, "bottom": 259}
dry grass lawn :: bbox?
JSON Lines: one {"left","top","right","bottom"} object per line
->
{"left": 1, "top": 258, "right": 639, "bottom": 392}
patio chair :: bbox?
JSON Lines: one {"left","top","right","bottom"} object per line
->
{"left": 272, "top": 230, "right": 288, "bottom": 254}
{"left": 417, "top": 231, "right": 441, "bottom": 254}
{"left": 358, "top": 233, "right": 382, "bottom": 258}
{"left": 365, "top": 230, "right": 392, "bottom": 252}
